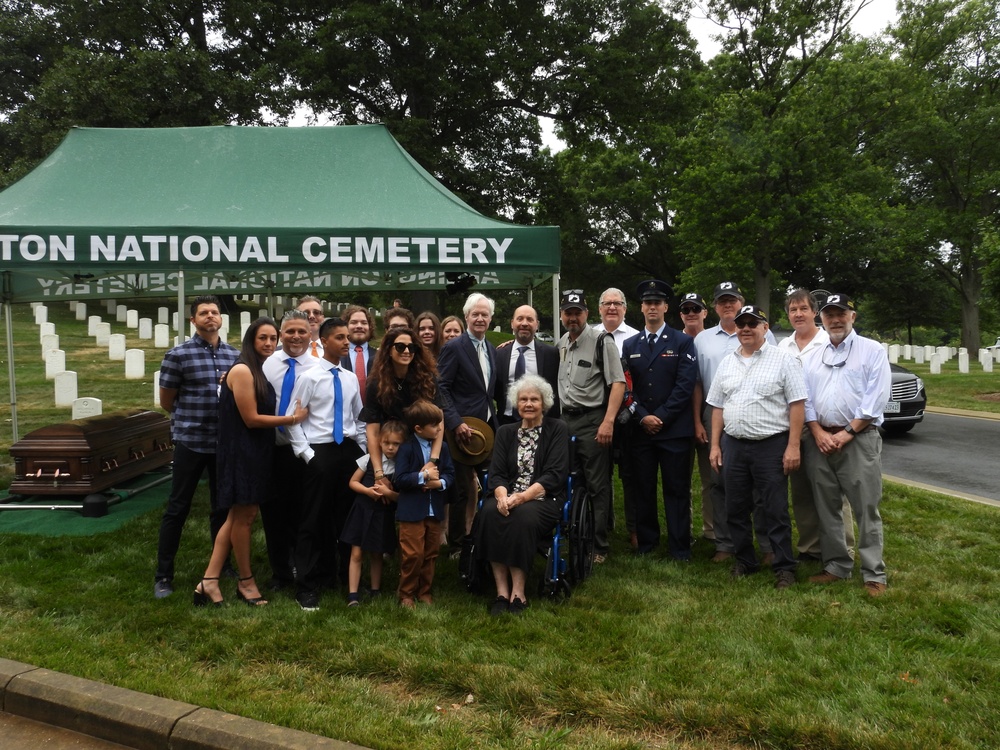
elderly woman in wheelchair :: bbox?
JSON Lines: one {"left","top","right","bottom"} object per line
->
{"left": 475, "top": 374, "right": 569, "bottom": 615}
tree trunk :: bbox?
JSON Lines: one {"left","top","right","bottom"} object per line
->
{"left": 753, "top": 262, "right": 771, "bottom": 319}
{"left": 958, "top": 257, "right": 982, "bottom": 351}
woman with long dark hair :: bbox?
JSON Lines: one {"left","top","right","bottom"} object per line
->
{"left": 415, "top": 311, "right": 444, "bottom": 359}
{"left": 360, "top": 327, "right": 440, "bottom": 480}
{"left": 194, "top": 317, "right": 307, "bottom": 607}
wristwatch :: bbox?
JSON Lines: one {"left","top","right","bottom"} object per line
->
{"left": 844, "top": 424, "right": 857, "bottom": 436}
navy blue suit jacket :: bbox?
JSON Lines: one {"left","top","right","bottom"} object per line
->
{"left": 436, "top": 334, "right": 497, "bottom": 431}
{"left": 621, "top": 327, "right": 698, "bottom": 442}
{"left": 340, "top": 344, "right": 376, "bottom": 375}
{"left": 493, "top": 340, "right": 561, "bottom": 418}
{"left": 394, "top": 435, "right": 456, "bottom": 522}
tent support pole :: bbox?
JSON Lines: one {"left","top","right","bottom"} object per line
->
{"left": 4, "top": 295, "right": 18, "bottom": 442}
{"left": 177, "top": 269, "right": 185, "bottom": 343}
{"left": 552, "top": 272, "right": 561, "bottom": 339}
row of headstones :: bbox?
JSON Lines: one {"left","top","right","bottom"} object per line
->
{"left": 885, "top": 343, "right": 997, "bottom": 373}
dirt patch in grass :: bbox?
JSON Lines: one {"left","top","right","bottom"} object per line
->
{"left": 975, "top": 392, "right": 1000, "bottom": 402}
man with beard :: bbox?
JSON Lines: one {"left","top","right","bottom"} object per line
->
{"left": 494, "top": 305, "right": 560, "bottom": 425}
{"left": 340, "top": 304, "right": 377, "bottom": 405}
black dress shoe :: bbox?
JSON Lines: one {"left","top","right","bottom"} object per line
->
{"left": 489, "top": 596, "right": 510, "bottom": 616}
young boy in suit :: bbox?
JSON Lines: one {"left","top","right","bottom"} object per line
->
{"left": 394, "top": 400, "right": 456, "bottom": 607}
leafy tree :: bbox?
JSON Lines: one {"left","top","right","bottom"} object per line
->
{"left": 874, "top": 0, "right": 1000, "bottom": 351}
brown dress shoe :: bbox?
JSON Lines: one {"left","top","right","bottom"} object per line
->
{"left": 808, "top": 570, "right": 845, "bottom": 584}
{"left": 711, "top": 551, "right": 734, "bottom": 563}
{"left": 418, "top": 594, "right": 433, "bottom": 605}
{"left": 864, "top": 581, "right": 887, "bottom": 597}
{"left": 760, "top": 552, "right": 775, "bottom": 567}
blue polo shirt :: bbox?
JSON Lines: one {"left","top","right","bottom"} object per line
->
{"left": 159, "top": 333, "right": 239, "bottom": 452}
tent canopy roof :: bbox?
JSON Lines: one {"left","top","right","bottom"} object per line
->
{"left": 1, "top": 125, "right": 559, "bottom": 300}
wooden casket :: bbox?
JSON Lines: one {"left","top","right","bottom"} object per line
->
{"left": 9, "top": 410, "right": 173, "bottom": 496}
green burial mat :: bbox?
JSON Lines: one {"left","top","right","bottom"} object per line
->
{"left": 0, "top": 470, "right": 174, "bottom": 536}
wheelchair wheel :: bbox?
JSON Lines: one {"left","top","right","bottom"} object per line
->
{"left": 539, "top": 549, "right": 572, "bottom": 600}
{"left": 568, "top": 484, "right": 595, "bottom": 584}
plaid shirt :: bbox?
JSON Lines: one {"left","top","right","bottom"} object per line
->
{"left": 159, "top": 333, "right": 239, "bottom": 452}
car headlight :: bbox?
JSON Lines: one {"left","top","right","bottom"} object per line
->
{"left": 916, "top": 377, "right": 925, "bottom": 393}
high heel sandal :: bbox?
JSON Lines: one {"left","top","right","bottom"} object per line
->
{"left": 236, "top": 575, "right": 268, "bottom": 607}
{"left": 193, "top": 577, "right": 223, "bottom": 607}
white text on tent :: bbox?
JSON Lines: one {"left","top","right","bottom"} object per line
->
{"left": 301, "top": 236, "right": 512, "bottom": 265}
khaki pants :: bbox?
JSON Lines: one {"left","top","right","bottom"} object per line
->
{"left": 397, "top": 518, "right": 441, "bottom": 602}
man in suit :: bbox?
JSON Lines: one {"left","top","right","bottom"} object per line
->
{"left": 296, "top": 295, "right": 326, "bottom": 358}
{"left": 437, "top": 292, "right": 498, "bottom": 539}
{"left": 621, "top": 279, "right": 699, "bottom": 559}
{"left": 340, "top": 304, "right": 377, "bottom": 405}
{"left": 494, "top": 304, "right": 560, "bottom": 425}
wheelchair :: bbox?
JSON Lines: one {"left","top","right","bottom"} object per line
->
{"left": 461, "top": 437, "right": 595, "bottom": 600}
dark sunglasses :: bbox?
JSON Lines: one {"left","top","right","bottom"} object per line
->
{"left": 735, "top": 319, "right": 761, "bottom": 329}
{"left": 679, "top": 306, "right": 703, "bottom": 314}
{"left": 392, "top": 342, "right": 418, "bottom": 354}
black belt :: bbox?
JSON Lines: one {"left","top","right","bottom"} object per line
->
{"left": 561, "top": 406, "right": 599, "bottom": 416}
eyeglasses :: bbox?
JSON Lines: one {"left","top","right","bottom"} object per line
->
{"left": 301, "top": 309, "right": 324, "bottom": 317}
{"left": 600, "top": 300, "right": 624, "bottom": 308}
{"left": 821, "top": 339, "right": 854, "bottom": 368}
{"left": 392, "top": 342, "right": 418, "bottom": 354}
{"left": 735, "top": 319, "right": 761, "bottom": 329}
{"left": 679, "top": 307, "right": 703, "bottom": 315}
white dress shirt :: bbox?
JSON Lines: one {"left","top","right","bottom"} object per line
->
{"left": 802, "top": 330, "right": 892, "bottom": 427}
{"left": 593, "top": 321, "right": 640, "bottom": 355}
{"left": 263, "top": 350, "right": 319, "bottom": 446}
{"left": 287, "top": 359, "right": 366, "bottom": 463}
{"left": 503, "top": 340, "right": 537, "bottom": 416}
{"left": 778, "top": 327, "right": 829, "bottom": 362}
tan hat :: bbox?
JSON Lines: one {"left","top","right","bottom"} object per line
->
{"left": 447, "top": 417, "right": 495, "bottom": 466}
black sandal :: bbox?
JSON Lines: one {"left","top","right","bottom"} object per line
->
{"left": 236, "top": 575, "right": 268, "bottom": 607}
{"left": 193, "top": 577, "right": 223, "bottom": 607}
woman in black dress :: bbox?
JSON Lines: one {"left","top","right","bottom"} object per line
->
{"left": 475, "top": 374, "right": 569, "bottom": 615}
{"left": 194, "top": 318, "right": 307, "bottom": 607}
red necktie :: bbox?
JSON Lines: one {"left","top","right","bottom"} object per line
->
{"left": 354, "top": 345, "right": 367, "bottom": 404}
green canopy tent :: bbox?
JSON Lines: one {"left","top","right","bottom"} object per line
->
{"left": 1, "top": 125, "right": 561, "bottom": 438}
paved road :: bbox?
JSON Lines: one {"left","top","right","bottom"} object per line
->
{"left": 880, "top": 412, "right": 1000, "bottom": 503}
{"left": 0, "top": 712, "right": 132, "bottom": 749}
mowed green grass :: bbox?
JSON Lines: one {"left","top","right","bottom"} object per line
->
{"left": 2, "top": 302, "right": 1000, "bottom": 749}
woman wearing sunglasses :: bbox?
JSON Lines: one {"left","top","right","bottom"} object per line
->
{"left": 359, "top": 328, "right": 443, "bottom": 485}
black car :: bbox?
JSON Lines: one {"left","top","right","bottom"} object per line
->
{"left": 882, "top": 363, "right": 926, "bottom": 434}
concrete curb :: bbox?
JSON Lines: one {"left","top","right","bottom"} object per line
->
{"left": 926, "top": 406, "right": 1000, "bottom": 420}
{"left": 0, "top": 659, "right": 370, "bottom": 750}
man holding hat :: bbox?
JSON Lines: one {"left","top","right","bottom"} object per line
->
{"left": 621, "top": 279, "right": 698, "bottom": 559}
{"left": 707, "top": 305, "right": 806, "bottom": 588}
{"left": 801, "top": 293, "right": 891, "bottom": 597}
{"left": 557, "top": 289, "right": 626, "bottom": 564}
{"left": 694, "top": 281, "right": 776, "bottom": 563}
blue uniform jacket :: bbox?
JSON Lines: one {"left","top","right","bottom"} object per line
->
{"left": 621, "top": 327, "right": 698, "bottom": 442}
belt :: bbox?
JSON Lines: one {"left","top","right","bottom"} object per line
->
{"left": 561, "top": 406, "right": 599, "bottom": 417}
{"left": 819, "top": 424, "right": 876, "bottom": 434}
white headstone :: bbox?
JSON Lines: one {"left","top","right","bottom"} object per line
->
{"left": 34, "top": 305, "right": 48, "bottom": 324}
{"left": 936, "top": 346, "right": 949, "bottom": 362}
{"left": 274, "top": 303, "right": 285, "bottom": 318}
{"left": 54, "top": 371, "right": 78, "bottom": 407}
{"left": 39, "top": 321, "right": 56, "bottom": 341}
{"left": 30, "top": 302, "right": 42, "bottom": 311}
{"left": 75, "top": 302, "right": 87, "bottom": 321}
{"left": 959, "top": 347, "right": 968, "bottom": 356}
{"left": 116, "top": 304, "right": 128, "bottom": 322}
{"left": 240, "top": 311, "right": 251, "bottom": 329}
{"left": 240, "top": 321, "right": 250, "bottom": 340}
{"left": 108, "top": 333, "right": 127, "bottom": 361}
{"left": 126, "top": 309, "right": 139, "bottom": 328}
{"left": 154, "top": 324, "right": 170, "bottom": 348}
{"left": 258, "top": 308, "right": 268, "bottom": 318}
{"left": 41, "top": 333, "right": 60, "bottom": 359}
{"left": 903, "top": 345, "right": 912, "bottom": 360}
{"left": 68, "top": 301, "right": 78, "bottom": 313}
{"left": 888, "top": 344, "right": 899, "bottom": 364}
{"left": 218, "top": 327, "right": 229, "bottom": 343}
{"left": 914, "top": 347, "right": 925, "bottom": 364}
{"left": 95, "top": 322, "right": 112, "bottom": 346}
{"left": 958, "top": 351, "right": 969, "bottom": 373}
{"left": 984, "top": 356, "right": 994, "bottom": 373}
{"left": 158, "top": 306, "right": 170, "bottom": 325}
{"left": 950, "top": 347, "right": 958, "bottom": 357}
{"left": 138, "top": 318, "right": 153, "bottom": 339}
{"left": 221, "top": 313, "right": 231, "bottom": 330}
{"left": 172, "top": 312, "right": 179, "bottom": 329}
{"left": 929, "top": 355, "right": 942, "bottom": 374}
{"left": 125, "top": 349, "right": 145, "bottom": 379}
{"left": 88, "top": 315, "right": 102, "bottom": 336}
{"left": 924, "top": 345, "right": 935, "bottom": 360}
{"left": 154, "top": 372, "right": 161, "bottom": 407}
{"left": 72, "top": 397, "right": 103, "bottom": 420}
{"left": 45, "top": 349, "right": 66, "bottom": 379}
{"left": 105, "top": 299, "right": 117, "bottom": 314}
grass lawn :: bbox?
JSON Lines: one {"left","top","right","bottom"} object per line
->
{"left": 2, "top": 302, "right": 1000, "bottom": 749}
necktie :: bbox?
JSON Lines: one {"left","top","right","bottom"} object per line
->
{"left": 331, "top": 368, "right": 344, "bottom": 444}
{"left": 647, "top": 332, "right": 657, "bottom": 350}
{"left": 514, "top": 345, "right": 528, "bottom": 382}
{"left": 354, "top": 345, "right": 367, "bottom": 404}
{"left": 477, "top": 340, "right": 490, "bottom": 390}
{"left": 277, "top": 357, "right": 296, "bottom": 433}
{"left": 311, "top": 341, "right": 319, "bottom": 358}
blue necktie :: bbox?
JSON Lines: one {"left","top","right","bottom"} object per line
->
{"left": 277, "top": 357, "right": 296, "bottom": 433}
{"left": 514, "top": 345, "right": 528, "bottom": 381}
{"left": 647, "top": 332, "right": 657, "bottom": 350}
{"left": 331, "top": 368, "right": 344, "bottom": 444}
